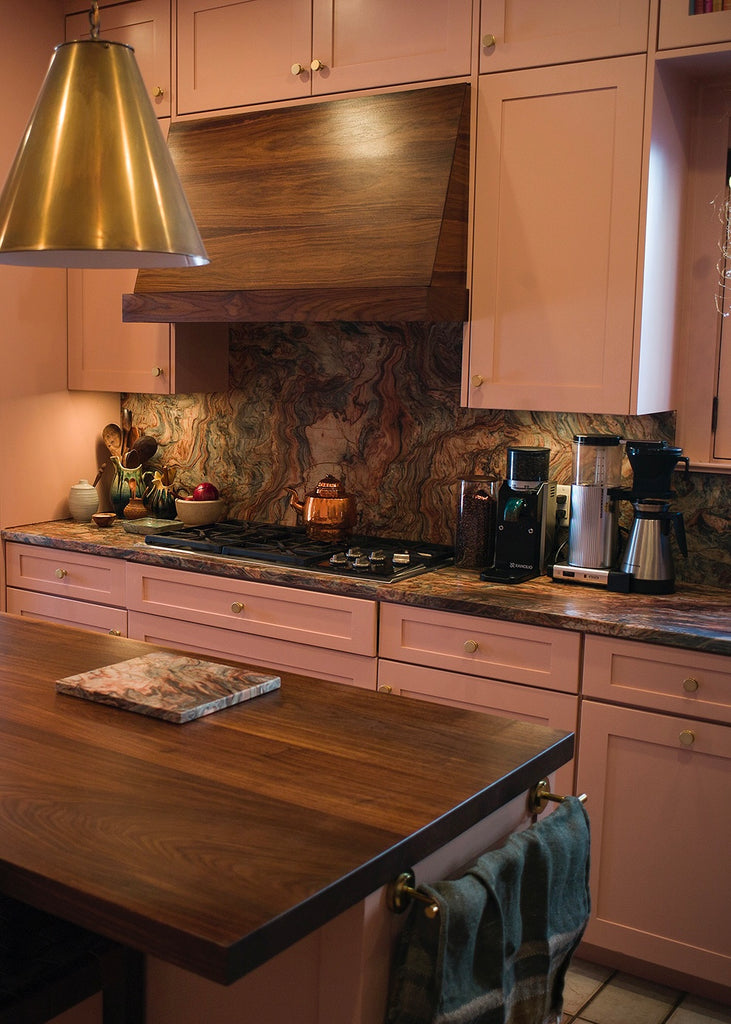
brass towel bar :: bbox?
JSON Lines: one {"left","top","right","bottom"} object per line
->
{"left": 388, "top": 782, "right": 588, "bottom": 917}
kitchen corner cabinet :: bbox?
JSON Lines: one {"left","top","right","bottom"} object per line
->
{"left": 175, "top": 0, "right": 473, "bottom": 116}
{"left": 126, "top": 563, "right": 378, "bottom": 688}
{"left": 377, "top": 604, "right": 580, "bottom": 795}
{"left": 659, "top": 0, "right": 731, "bottom": 50}
{"left": 479, "top": 0, "right": 650, "bottom": 74}
{"left": 5, "top": 543, "right": 127, "bottom": 636}
{"left": 65, "top": 0, "right": 171, "bottom": 118}
{"left": 466, "top": 55, "right": 656, "bottom": 415}
{"left": 577, "top": 635, "right": 731, "bottom": 991}
{"left": 67, "top": 267, "right": 230, "bottom": 394}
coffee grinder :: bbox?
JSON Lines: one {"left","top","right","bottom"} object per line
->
{"left": 481, "top": 446, "right": 557, "bottom": 584}
{"left": 618, "top": 441, "right": 689, "bottom": 594}
{"left": 552, "top": 434, "right": 629, "bottom": 590}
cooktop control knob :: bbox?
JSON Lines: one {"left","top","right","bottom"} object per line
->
{"left": 369, "top": 549, "right": 386, "bottom": 563}
{"left": 346, "top": 547, "right": 363, "bottom": 559}
{"left": 352, "top": 554, "right": 371, "bottom": 568}
{"left": 329, "top": 552, "right": 348, "bottom": 566}
{"left": 392, "top": 551, "right": 411, "bottom": 565}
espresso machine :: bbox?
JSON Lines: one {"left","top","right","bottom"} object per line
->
{"left": 552, "top": 434, "right": 629, "bottom": 590}
{"left": 618, "top": 441, "right": 689, "bottom": 594}
{"left": 481, "top": 446, "right": 557, "bottom": 584}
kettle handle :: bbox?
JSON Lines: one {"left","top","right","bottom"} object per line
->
{"left": 672, "top": 511, "right": 688, "bottom": 558}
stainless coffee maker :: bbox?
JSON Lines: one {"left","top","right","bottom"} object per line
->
{"left": 481, "top": 446, "right": 556, "bottom": 584}
{"left": 618, "top": 441, "right": 689, "bottom": 594}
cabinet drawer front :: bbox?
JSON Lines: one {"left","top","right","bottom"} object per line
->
{"left": 6, "top": 588, "right": 127, "bottom": 636}
{"left": 126, "top": 563, "right": 377, "bottom": 656}
{"left": 6, "top": 544, "right": 126, "bottom": 606}
{"left": 378, "top": 658, "right": 576, "bottom": 794}
{"left": 583, "top": 635, "right": 731, "bottom": 723}
{"left": 379, "top": 604, "right": 580, "bottom": 692}
{"left": 128, "top": 611, "right": 376, "bottom": 689}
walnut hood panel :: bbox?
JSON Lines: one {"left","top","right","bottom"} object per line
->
{"left": 122, "top": 83, "right": 470, "bottom": 324}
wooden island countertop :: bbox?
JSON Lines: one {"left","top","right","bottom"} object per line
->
{"left": 0, "top": 613, "right": 572, "bottom": 988}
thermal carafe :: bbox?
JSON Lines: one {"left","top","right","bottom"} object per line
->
{"left": 568, "top": 435, "right": 623, "bottom": 569}
{"left": 619, "top": 500, "right": 688, "bottom": 593}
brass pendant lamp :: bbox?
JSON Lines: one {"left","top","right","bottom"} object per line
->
{"left": 0, "top": 2, "right": 208, "bottom": 268}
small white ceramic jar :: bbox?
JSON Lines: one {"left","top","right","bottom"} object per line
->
{"left": 68, "top": 479, "right": 99, "bottom": 523}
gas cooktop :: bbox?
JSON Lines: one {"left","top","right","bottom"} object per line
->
{"left": 144, "top": 520, "right": 453, "bottom": 583}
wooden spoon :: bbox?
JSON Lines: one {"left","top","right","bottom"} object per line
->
{"left": 102, "top": 423, "right": 123, "bottom": 458}
{"left": 124, "top": 434, "right": 158, "bottom": 469}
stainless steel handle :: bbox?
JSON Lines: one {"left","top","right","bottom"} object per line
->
{"left": 230, "top": 601, "right": 245, "bottom": 614}
{"left": 55, "top": 568, "right": 68, "bottom": 579}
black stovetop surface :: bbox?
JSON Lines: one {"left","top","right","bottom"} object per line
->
{"left": 144, "top": 520, "right": 453, "bottom": 582}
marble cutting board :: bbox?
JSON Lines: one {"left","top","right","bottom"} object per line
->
{"left": 56, "top": 652, "right": 281, "bottom": 723}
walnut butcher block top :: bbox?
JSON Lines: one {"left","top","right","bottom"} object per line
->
{"left": 0, "top": 615, "right": 571, "bottom": 984}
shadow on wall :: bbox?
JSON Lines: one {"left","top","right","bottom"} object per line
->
{"left": 122, "top": 322, "right": 729, "bottom": 589}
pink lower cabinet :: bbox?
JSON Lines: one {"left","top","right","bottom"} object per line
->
{"left": 377, "top": 604, "right": 581, "bottom": 795}
{"left": 126, "top": 562, "right": 378, "bottom": 688}
{"left": 5, "top": 542, "right": 127, "bottom": 636}
{"left": 577, "top": 635, "right": 731, "bottom": 996}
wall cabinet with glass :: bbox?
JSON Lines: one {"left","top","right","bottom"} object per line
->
{"left": 659, "top": 0, "right": 731, "bottom": 50}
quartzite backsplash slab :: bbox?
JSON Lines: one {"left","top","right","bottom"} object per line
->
{"left": 122, "top": 322, "right": 730, "bottom": 588}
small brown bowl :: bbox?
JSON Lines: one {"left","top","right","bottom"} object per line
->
{"left": 92, "top": 512, "right": 117, "bottom": 528}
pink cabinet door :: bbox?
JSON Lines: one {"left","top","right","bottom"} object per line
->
{"left": 65, "top": 0, "right": 171, "bottom": 117}
{"left": 467, "top": 55, "right": 646, "bottom": 414}
{"left": 377, "top": 658, "right": 578, "bottom": 795}
{"left": 479, "top": 0, "right": 650, "bottom": 73}
{"left": 6, "top": 587, "right": 128, "bottom": 636}
{"left": 659, "top": 0, "right": 731, "bottom": 49}
{"left": 176, "top": 0, "right": 312, "bottom": 114}
{"left": 310, "top": 0, "right": 473, "bottom": 95}
{"left": 577, "top": 700, "right": 731, "bottom": 989}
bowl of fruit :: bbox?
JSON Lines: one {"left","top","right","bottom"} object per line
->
{"left": 175, "top": 482, "right": 225, "bottom": 526}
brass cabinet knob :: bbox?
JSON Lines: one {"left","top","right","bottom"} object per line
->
{"left": 291, "top": 62, "right": 305, "bottom": 75}
{"left": 378, "top": 684, "right": 393, "bottom": 694}
{"left": 463, "top": 639, "right": 479, "bottom": 654}
{"left": 151, "top": 366, "right": 163, "bottom": 377}
{"left": 682, "top": 676, "right": 699, "bottom": 692}
{"left": 471, "top": 374, "right": 484, "bottom": 387}
{"left": 679, "top": 729, "right": 696, "bottom": 747}
{"left": 310, "top": 58, "right": 326, "bottom": 71}
{"left": 152, "top": 85, "right": 165, "bottom": 97}
{"left": 230, "top": 601, "right": 245, "bottom": 614}
{"left": 55, "top": 568, "right": 68, "bottom": 579}
{"left": 108, "top": 629, "right": 122, "bottom": 636}
{"left": 482, "top": 33, "right": 496, "bottom": 48}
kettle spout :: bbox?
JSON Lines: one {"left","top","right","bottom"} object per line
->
{"left": 287, "top": 487, "right": 304, "bottom": 516}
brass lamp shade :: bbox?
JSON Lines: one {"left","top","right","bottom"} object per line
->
{"left": 0, "top": 39, "right": 209, "bottom": 268}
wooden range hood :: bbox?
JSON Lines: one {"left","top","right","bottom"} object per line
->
{"left": 122, "top": 84, "right": 470, "bottom": 324}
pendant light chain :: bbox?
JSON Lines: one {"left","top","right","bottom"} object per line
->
{"left": 88, "top": 1, "right": 101, "bottom": 40}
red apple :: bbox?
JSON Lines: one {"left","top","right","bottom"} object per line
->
{"left": 192, "top": 482, "right": 219, "bottom": 501}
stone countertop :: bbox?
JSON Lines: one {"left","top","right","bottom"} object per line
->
{"left": 3, "top": 520, "right": 730, "bottom": 656}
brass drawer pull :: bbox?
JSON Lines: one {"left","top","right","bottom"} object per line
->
{"left": 108, "top": 629, "right": 122, "bottom": 636}
{"left": 230, "top": 601, "right": 245, "bottom": 614}
{"left": 682, "top": 676, "right": 699, "bottom": 693}
{"left": 463, "top": 639, "right": 479, "bottom": 654}
{"left": 679, "top": 729, "right": 695, "bottom": 747}
{"left": 378, "top": 684, "right": 393, "bottom": 694}
{"left": 55, "top": 568, "right": 68, "bottom": 579}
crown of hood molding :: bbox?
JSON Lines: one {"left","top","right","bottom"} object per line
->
{"left": 122, "top": 83, "right": 470, "bottom": 324}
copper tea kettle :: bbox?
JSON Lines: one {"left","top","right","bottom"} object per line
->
{"left": 287, "top": 475, "right": 357, "bottom": 541}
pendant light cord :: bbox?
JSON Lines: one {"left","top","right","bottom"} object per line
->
{"left": 88, "top": 1, "right": 100, "bottom": 40}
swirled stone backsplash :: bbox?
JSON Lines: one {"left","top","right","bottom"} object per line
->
{"left": 122, "top": 322, "right": 729, "bottom": 588}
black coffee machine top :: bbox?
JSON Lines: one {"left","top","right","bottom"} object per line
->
{"left": 624, "top": 440, "right": 690, "bottom": 499}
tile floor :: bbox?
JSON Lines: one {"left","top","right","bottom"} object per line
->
{"left": 563, "top": 959, "right": 731, "bottom": 1024}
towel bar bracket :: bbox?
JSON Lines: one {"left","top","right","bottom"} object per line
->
{"left": 528, "top": 778, "right": 588, "bottom": 815}
{"left": 387, "top": 870, "right": 439, "bottom": 918}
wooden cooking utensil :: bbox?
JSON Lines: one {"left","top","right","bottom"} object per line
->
{"left": 124, "top": 435, "right": 158, "bottom": 469}
{"left": 101, "top": 423, "right": 123, "bottom": 458}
